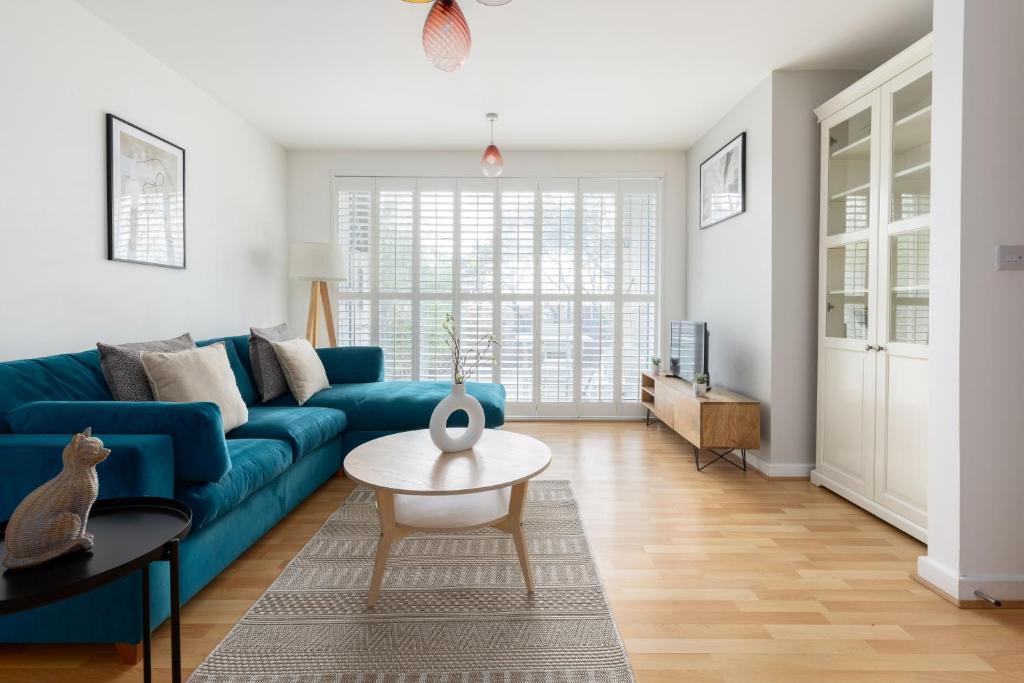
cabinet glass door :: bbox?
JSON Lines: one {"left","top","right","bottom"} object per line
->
{"left": 884, "top": 66, "right": 932, "bottom": 346}
{"left": 889, "top": 228, "right": 929, "bottom": 344}
{"left": 873, "top": 61, "right": 932, "bottom": 532}
{"left": 890, "top": 73, "right": 931, "bottom": 222}
{"left": 826, "top": 242, "right": 870, "bottom": 340}
{"left": 827, "top": 107, "right": 872, "bottom": 236}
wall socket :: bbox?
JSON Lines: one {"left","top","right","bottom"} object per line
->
{"left": 997, "top": 245, "right": 1024, "bottom": 271}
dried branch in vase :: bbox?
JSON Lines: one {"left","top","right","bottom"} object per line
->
{"left": 441, "top": 312, "right": 499, "bottom": 384}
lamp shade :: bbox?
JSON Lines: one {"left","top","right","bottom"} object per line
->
{"left": 289, "top": 242, "right": 348, "bottom": 281}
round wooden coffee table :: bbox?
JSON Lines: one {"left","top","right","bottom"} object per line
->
{"left": 343, "top": 429, "right": 551, "bottom": 608}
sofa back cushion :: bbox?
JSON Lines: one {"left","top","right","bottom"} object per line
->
{"left": 0, "top": 335, "right": 261, "bottom": 432}
{"left": 0, "top": 351, "right": 112, "bottom": 432}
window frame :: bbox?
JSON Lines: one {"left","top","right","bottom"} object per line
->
{"left": 333, "top": 174, "right": 662, "bottom": 419}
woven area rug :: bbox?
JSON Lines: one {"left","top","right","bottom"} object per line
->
{"left": 190, "top": 480, "right": 634, "bottom": 682}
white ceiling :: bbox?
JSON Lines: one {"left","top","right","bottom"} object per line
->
{"left": 75, "top": 0, "right": 932, "bottom": 151}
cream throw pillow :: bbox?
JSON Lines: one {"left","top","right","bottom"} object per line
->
{"left": 270, "top": 338, "right": 329, "bottom": 405}
{"left": 140, "top": 343, "right": 249, "bottom": 432}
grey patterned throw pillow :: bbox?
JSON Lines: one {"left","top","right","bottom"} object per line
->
{"left": 97, "top": 333, "right": 196, "bottom": 401}
{"left": 249, "top": 324, "right": 296, "bottom": 402}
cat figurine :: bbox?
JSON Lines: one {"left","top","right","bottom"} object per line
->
{"left": 2, "top": 428, "right": 111, "bottom": 569}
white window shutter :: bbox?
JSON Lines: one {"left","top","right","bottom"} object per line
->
{"left": 540, "top": 301, "right": 574, "bottom": 403}
{"left": 581, "top": 190, "right": 616, "bottom": 295}
{"left": 500, "top": 184, "right": 536, "bottom": 295}
{"left": 333, "top": 175, "right": 659, "bottom": 418}
{"left": 459, "top": 300, "right": 495, "bottom": 383}
{"left": 419, "top": 300, "right": 453, "bottom": 380}
{"left": 460, "top": 181, "right": 496, "bottom": 294}
{"left": 378, "top": 180, "right": 415, "bottom": 294}
{"left": 419, "top": 188, "right": 454, "bottom": 294}
{"left": 500, "top": 300, "right": 534, "bottom": 403}
{"left": 541, "top": 181, "right": 576, "bottom": 296}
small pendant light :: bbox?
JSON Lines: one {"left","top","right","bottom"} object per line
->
{"left": 481, "top": 113, "right": 504, "bottom": 178}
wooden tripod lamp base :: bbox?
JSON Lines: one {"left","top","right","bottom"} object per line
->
{"left": 305, "top": 280, "right": 337, "bottom": 348}
{"left": 290, "top": 241, "right": 348, "bottom": 348}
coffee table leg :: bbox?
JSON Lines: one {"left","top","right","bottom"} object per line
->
{"left": 508, "top": 482, "right": 534, "bottom": 593}
{"left": 368, "top": 490, "right": 398, "bottom": 608}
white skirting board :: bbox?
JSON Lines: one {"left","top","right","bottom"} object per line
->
{"left": 918, "top": 555, "right": 1024, "bottom": 603}
{"left": 810, "top": 469, "right": 928, "bottom": 542}
{"left": 746, "top": 452, "right": 814, "bottom": 478}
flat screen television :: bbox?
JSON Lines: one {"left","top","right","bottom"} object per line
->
{"left": 668, "top": 321, "right": 709, "bottom": 384}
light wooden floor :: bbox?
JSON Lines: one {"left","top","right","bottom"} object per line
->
{"left": 3, "top": 421, "right": 1023, "bottom": 682}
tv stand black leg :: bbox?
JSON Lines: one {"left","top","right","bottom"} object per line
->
{"left": 695, "top": 447, "right": 747, "bottom": 472}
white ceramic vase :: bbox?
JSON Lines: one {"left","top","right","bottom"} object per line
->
{"left": 693, "top": 382, "right": 708, "bottom": 397}
{"left": 429, "top": 383, "right": 485, "bottom": 452}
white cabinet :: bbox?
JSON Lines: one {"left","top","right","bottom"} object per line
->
{"left": 812, "top": 36, "right": 932, "bottom": 542}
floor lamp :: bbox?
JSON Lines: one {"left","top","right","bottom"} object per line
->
{"left": 289, "top": 242, "right": 348, "bottom": 347}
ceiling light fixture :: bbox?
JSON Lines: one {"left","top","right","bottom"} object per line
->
{"left": 422, "top": 0, "right": 471, "bottom": 73}
{"left": 481, "top": 113, "right": 504, "bottom": 178}
{"left": 405, "top": 0, "right": 510, "bottom": 72}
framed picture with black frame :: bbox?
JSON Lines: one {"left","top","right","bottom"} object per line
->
{"left": 106, "top": 114, "right": 186, "bottom": 268}
{"left": 699, "top": 131, "right": 746, "bottom": 229}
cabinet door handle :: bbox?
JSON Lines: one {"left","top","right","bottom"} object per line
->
{"left": 877, "top": 346, "right": 886, "bottom": 352}
{"left": 865, "top": 344, "right": 876, "bottom": 351}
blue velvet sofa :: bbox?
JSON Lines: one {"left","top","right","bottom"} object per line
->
{"left": 0, "top": 334, "right": 505, "bottom": 647}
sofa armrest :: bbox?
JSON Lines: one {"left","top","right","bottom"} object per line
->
{"left": 317, "top": 346, "right": 385, "bottom": 384}
{"left": 6, "top": 401, "right": 230, "bottom": 482}
{"left": 0, "top": 434, "right": 175, "bottom": 521}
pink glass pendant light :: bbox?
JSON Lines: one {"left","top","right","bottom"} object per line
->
{"left": 422, "top": 0, "right": 471, "bottom": 73}
{"left": 481, "top": 113, "right": 504, "bottom": 178}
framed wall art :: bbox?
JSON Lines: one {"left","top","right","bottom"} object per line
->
{"left": 107, "top": 114, "right": 186, "bottom": 268}
{"left": 700, "top": 131, "right": 745, "bottom": 229}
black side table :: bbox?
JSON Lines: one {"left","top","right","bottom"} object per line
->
{"left": 0, "top": 497, "right": 192, "bottom": 683}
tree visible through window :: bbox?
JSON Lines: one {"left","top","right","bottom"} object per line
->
{"left": 335, "top": 176, "right": 659, "bottom": 418}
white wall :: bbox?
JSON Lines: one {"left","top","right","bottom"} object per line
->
{"left": 286, "top": 150, "right": 687, "bottom": 353}
{"left": 685, "top": 76, "right": 775, "bottom": 462}
{"left": 685, "top": 71, "right": 859, "bottom": 474}
{"left": 918, "top": 0, "right": 964, "bottom": 597}
{"left": 956, "top": 0, "right": 1024, "bottom": 593}
{"left": 921, "top": 0, "right": 1024, "bottom": 602}
{"left": 0, "top": 0, "right": 288, "bottom": 361}
{"left": 770, "top": 71, "right": 864, "bottom": 470}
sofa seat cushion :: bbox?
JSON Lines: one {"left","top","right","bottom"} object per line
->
{"left": 176, "top": 438, "right": 292, "bottom": 531}
{"left": 301, "top": 381, "right": 505, "bottom": 431}
{"left": 227, "top": 406, "right": 346, "bottom": 461}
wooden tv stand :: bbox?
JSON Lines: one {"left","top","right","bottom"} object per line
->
{"left": 641, "top": 371, "right": 761, "bottom": 471}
